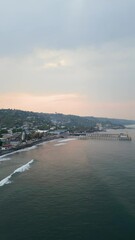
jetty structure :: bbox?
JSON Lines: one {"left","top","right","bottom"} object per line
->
{"left": 79, "top": 133, "right": 132, "bottom": 141}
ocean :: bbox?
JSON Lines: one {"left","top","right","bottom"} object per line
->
{"left": 0, "top": 129, "right": 135, "bottom": 240}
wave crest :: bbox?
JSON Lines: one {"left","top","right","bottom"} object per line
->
{"left": 0, "top": 160, "right": 34, "bottom": 187}
{"left": 54, "top": 143, "right": 66, "bottom": 146}
{"left": 58, "top": 138, "right": 76, "bottom": 143}
{"left": 0, "top": 175, "right": 12, "bottom": 187}
{"left": 14, "top": 160, "right": 34, "bottom": 173}
{"left": 0, "top": 158, "right": 11, "bottom": 162}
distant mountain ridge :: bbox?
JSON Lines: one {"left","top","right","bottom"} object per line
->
{"left": 86, "top": 116, "right": 135, "bottom": 126}
{"left": 0, "top": 109, "right": 135, "bottom": 130}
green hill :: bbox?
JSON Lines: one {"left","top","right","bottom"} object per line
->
{"left": 0, "top": 109, "right": 135, "bottom": 132}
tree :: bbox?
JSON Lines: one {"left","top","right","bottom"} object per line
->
{"left": 0, "top": 140, "right": 3, "bottom": 146}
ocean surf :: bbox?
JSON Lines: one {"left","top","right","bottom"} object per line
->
{"left": 0, "top": 159, "right": 34, "bottom": 187}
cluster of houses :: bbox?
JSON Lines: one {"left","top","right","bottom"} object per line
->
{"left": 0, "top": 126, "right": 69, "bottom": 153}
{"left": 0, "top": 120, "right": 106, "bottom": 154}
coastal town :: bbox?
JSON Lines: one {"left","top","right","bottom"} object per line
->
{"left": 0, "top": 109, "right": 134, "bottom": 156}
{"left": 0, "top": 126, "right": 70, "bottom": 156}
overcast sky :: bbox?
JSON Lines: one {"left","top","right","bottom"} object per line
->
{"left": 0, "top": 0, "right": 135, "bottom": 119}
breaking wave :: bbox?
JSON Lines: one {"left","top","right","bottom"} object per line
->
{"left": 13, "top": 159, "right": 34, "bottom": 173}
{"left": 0, "top": 175, "right": 12, "bottom": 186}
{"left": 0, "top": 160, "right": 34, "bottom": 187}
{"left": 58, "top": 138, "right": 76, "bottom": 143}
{"left": 0, "top": 146, "right": 37, "bottom": 158}
{"left": 0, "top": 158, "right": 11, "bottom": 162}
{"left": 15, "top": 146, "right": 37, "bottom": 153}
{"left": 54, "top": 143, "right": 66, "bottom": 146}
{"left": 36, "top": 142, "right": 47, "bottom": 146}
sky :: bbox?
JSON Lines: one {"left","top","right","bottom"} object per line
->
{"left": 0, "top": 0, "right": 135, "bottom": 119}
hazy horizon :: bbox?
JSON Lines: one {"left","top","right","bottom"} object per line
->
{"left": 0, "top": 1, "right": 135, "bottom": 119}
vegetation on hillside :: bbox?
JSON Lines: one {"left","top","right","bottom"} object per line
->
{"left": 0, "top": 109, "right": 134, "bottom": 132}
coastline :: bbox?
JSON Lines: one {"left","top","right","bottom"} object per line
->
{"left": 0, "top": 136, "right": 62, "bottom": 158}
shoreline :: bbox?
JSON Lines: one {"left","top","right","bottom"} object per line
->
{"left": 0, "top": 136, "right": 62, "bottom": 158}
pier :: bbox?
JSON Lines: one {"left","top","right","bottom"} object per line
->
{"left": 79, "top": 133, "right": 132, "bottom": 141}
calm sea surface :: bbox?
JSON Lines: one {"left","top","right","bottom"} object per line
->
{"left": 0, "top": 129, "right": 135, "bottom": 240}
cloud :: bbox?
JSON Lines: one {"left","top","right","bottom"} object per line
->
{"left": 0, "top": 40, "right": 135, "bottom": 119}
{"left": 0, "top": 0, "right": 135, "bottom": 55}
{"left": 0, "top": 43, "right": 135, "bottom": 103}
{"left": 42, "top": 60, "right": 66, "bottom": 69}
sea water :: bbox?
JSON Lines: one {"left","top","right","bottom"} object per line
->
{"left": 0, "top": 131, "right": 135, "bottom": 240}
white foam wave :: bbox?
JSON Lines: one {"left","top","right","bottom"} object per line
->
{"left": 13, "top": 160, "right": 34, "bottom": 173}
{"left": 54, "top": 143, "right": 66, "bottom": 146}
{"left": 0, "top": 175, "right": 12, "bottom": 186}
{"left": 0, "top": 160, "right": 34, "bottom": 187}
{"left": 36, "top": 142, "right": 47, "bottom": 146}
{"left": 15, "top": 146, "right": 37, "bottom": 153}
{"left": 0, "top": 146, "right": 37, "bottom": 158}
{"left": 58, "top": 138, "right": 76, "bottom": 143}
{"left": 0, "top": 158, "right": 11, "bottom": 162}
{"left": 0, "top": 153, "right": 14, "bottom": 158}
